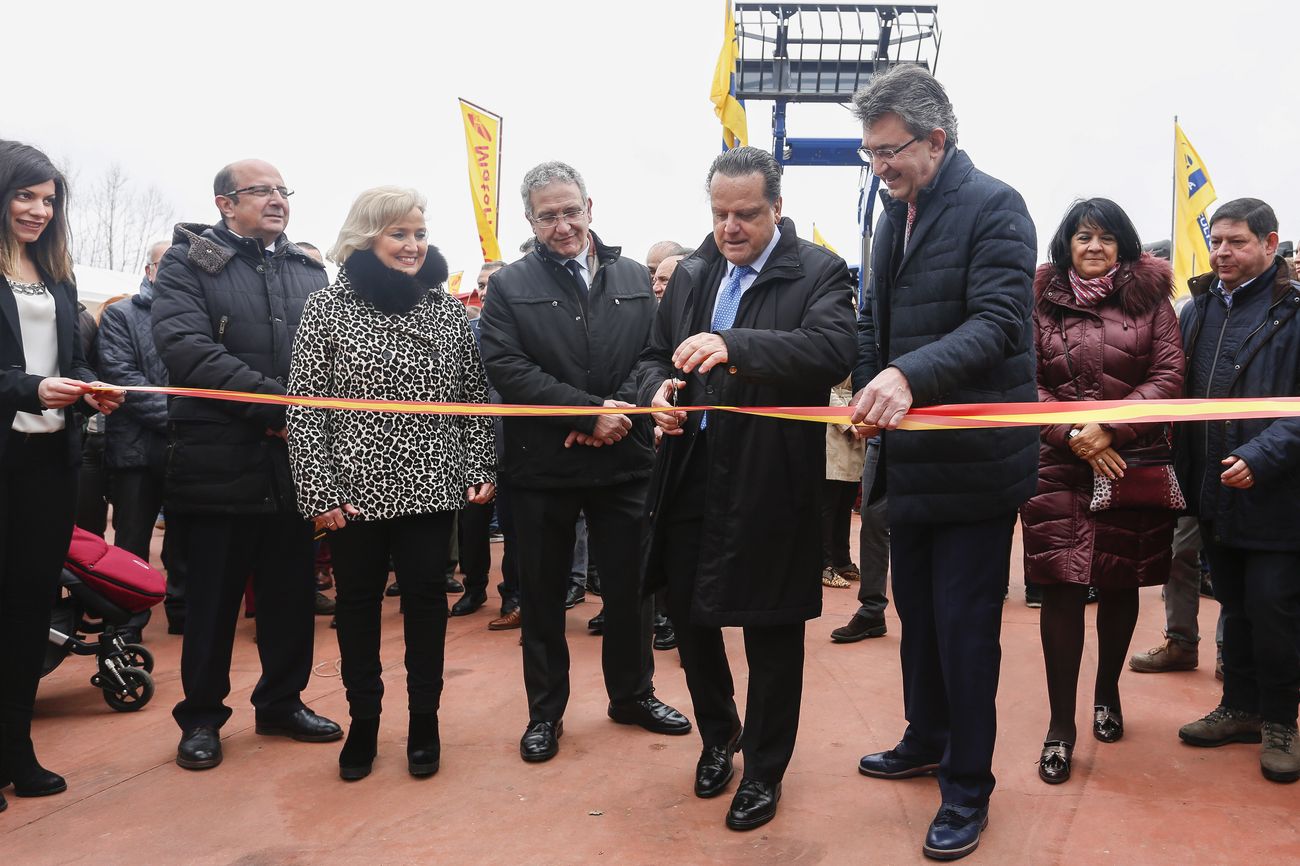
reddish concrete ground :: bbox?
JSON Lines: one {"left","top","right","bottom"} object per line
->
{"left": 3, "top": 521, "right": 1297, "bottom": 865}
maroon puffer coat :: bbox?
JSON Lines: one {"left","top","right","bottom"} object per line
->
{"left": 1021, "top": 254, "right": 1185, "bottom": 587}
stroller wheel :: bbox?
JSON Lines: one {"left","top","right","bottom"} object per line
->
{"left": 120, "top": 643, "right": 155, "bottom": 673}
{"left": 103, "top": 667, "right": 154, "bottom": 712}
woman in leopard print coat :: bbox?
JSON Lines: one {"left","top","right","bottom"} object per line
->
{"left": 286, "top": 186, "right": 495, "bottom": 782}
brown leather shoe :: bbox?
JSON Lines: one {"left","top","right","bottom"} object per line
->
{"left": 489, "top": 609, "right": 521, "bottom": 631}
{"left": 1129, "top": 638, "right": 1197, "bottom": 673}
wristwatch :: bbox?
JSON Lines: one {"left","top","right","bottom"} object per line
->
{"left": 1068, "top": 428, "right": 1081, "bottom": 440}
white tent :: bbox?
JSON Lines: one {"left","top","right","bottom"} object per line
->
{"left": 74, "top": 263, "right": 140, "bottom": 309}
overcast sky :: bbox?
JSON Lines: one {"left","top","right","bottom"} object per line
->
{"left": 10, "top": 0, "right": 1297, "bottom": 278}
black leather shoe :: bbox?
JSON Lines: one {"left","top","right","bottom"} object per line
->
{"left": 608, "top": 696, "right": 692, "bottom": 735}
{"left": 0, "top": 763, "right": 67, "bottom": 797}
{"left": 831, "top": 614, "right": 887, "bottom": 643}
{"left": 408, "top": 712, "right": 440, "bottom": 777}
{"left": 176, "top": 726, "right": 222, "bottom": 770}
{"left": 858, "top": 746, "right": 940, "bottom": 779}
{"left": 587, "top": 610, "right": 604, "bottom": 633}
{"left": 1037, "top": 740, "right": 1073, "bottom": 785}
{"left": 923, "top": 803, "right": 988, "bottom": 860}
{"left": 339, "top": 717, "right": 379, "bottom": 781}
{"left": 695, "top": 726, "right": 743, "bottom": 798}
{"left": 520, "top": 720, "right": 562, "bottom": 762}
{"left": 451, "top": 590, "right": 487, "bottom": 617}
{"left": 255, "top": 708, "right": 344, "bottom": 743}
{"left": 0, "top": 789, "right": 6, "bottom": 812}
{"left": 385, "top": 581, "right": 401, "bottom": 597}
{"left": 1093, "top": 705, "right": 1124, "bottom": 743}
{"left": 445, "top": 576, "right": 464, "bottom": 594}
{"left": 565, "top": 585, "right": 586, "bottom": 609}
{"left": 725, "top": 779, "right": 781, "bottom": 831}
{"left": 653, "top": 620, "right": 678, "bottom": 651}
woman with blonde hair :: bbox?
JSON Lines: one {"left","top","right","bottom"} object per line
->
{"left": 287, "top": 186, "right": 495, "bottom": 781}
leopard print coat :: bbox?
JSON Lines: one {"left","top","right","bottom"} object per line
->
{"left": 287, "top": 268, "right": 495, "bottom": 521}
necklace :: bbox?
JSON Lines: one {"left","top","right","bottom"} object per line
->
{"left": 7, "top": 277, "right": 47, "bottom": 296}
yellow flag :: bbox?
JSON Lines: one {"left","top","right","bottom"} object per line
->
{"left": 447, "top": 272, "right": 464, "bottom": 295}
{"left": 812, "top": 223, "right": 838, "bottom": 255}
{"left": 710, "top": 1, "right": 748, "bottom": 149}
{"left": 1173, "top": 123, "right": 1217, "bottom": 295}
{"left": 459, "top": 99, "right": 504, "bottom": 262}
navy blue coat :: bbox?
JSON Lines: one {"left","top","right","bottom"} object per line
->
{"left": 1177, "top": 258, "right": 1300, "bottom": 550}
{"left": 853, "top": 147, "right": 1039, "bottom": 524}
{"left": 98, "top": 278, "right": 169, "bottom": 470}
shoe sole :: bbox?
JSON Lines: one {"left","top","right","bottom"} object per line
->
{"left": 255, "top": 725, "right": 344, "bottom": 743}
{"left": 1179, "top": 730, "right": 1262, "bottom": 748}
{"left": 7, "top": 781, "right": 68, "bottom": 797}
{"left": 409, "top": 760, "right": 440, "bottom": 777}
{"left": 176, "top": 754, "right": 222, "bottom": 770}
{"left": 521, "top": 724, "right": 563, "bottom": 763}
{"left": 488, "top": 623, "right": 521, "bottom": 631}
{"left": 339, "top": 764, "right": 372, "bottom": 781}
{"left": 1261, "top": 765, "right": 1300, "bottom": 783}
{"left": 726, "top": 806, "right": 778, "bottom": 832}
{"left": 922, "top": 815, "right": 989, "bottom": 860}
{"left": 831, "top": 626, "right": 888, "bottom": 643}
{"left": 859, "top": 761, "right": 940, "bottom": 779}
{"left": 450, "top": 603, "right": 485, "bottom": 617}
{"left": 1129, "top": 661, "right": 1197, "bottom": 673}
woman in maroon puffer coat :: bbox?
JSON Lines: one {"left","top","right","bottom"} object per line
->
{"left": 1021, "top": 198, "right": 1184, "bottom": 785}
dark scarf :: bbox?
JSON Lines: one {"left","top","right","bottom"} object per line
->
{"left": 344, "top": 245, "right": 449, "bottom": 314}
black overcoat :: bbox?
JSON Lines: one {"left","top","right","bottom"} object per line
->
{"left": 636, "top": 219, "right": 857, "bottom": 627}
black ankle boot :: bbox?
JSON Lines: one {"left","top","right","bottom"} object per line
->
{"left": 408, "top": 713, "right": 440, "bottom": 777}
{"left": 338, "top": 717, "right": 380, "bottom": 781}
{"left": 0, "top": 725, "right": 66, "bottom": 797}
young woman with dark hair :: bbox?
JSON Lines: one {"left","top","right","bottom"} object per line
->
{"left": 0, "top": 141, "right": 123, "bottom": 811}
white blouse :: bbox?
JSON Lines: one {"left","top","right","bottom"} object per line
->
{"left": 9, "top": 282, "right": 65, "bottom": 433}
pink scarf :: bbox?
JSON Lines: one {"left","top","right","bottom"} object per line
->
{"left": 1068, "top": 265, "right": 1121, "bottom": 306}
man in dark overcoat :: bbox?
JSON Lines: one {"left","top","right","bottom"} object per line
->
{"left": 847, "top": 66, "right": 1038, "bottom": 860}
{"left": 639, "top": 146, "right": 856, "bottom": 831}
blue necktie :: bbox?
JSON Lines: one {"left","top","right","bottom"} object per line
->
{"left": 699, "top": 264, "right": 752, "bottom": 430}
{"left": 564, "top": 259, "right": 587, "bottom": 298}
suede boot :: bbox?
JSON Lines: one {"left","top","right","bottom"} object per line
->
{"left": 338, "top": 717, "right": 380, "bottom": 781}
{"left": 408, "top": 712, "right": 440, "bottom": 777}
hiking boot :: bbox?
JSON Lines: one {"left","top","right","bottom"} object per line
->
{"left": 1260, "top": 722, "right": 1300, "bottom": 783}
{"left": 1129, "top": 638, "right": 1197, "bottom": 673}
{"left": 1179, "top": 705, "right": 1263, "bottom": 747}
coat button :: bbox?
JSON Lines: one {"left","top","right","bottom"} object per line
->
{"left": 728, "top": 366, "right": 737, "bottom": 374}
{"left": 614, "top": 299, "right": 620, "bottom": 305}
{"left": 575, "top": 316, "right": 582, "bottom": 321}
{"left": 382, "top": 349, "right": 394, "bottom": 361}
{"left": 706, "top": 386, "right": 714, "bottom": 395}
{"left": 1234, "top": 364, "right": 1240, "bottom": 370}
{"left": 256, "top": 265, "right": 265, "bottom": 273}
{"left": 551, "top": 301, "right": 558, "bottom": 307}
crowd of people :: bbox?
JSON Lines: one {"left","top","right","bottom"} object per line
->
{"left": 2, "top": 62, "right": 1298, "bottom": 861}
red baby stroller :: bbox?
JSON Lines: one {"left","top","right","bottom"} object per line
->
{"left": 41, "top": 527, "right": 164, "bottom": 712}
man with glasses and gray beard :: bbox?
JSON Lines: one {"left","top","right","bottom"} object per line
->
{"left": 848, "top": 67, "right": 1038, "bottom": 860}
{"left": 152, "top": 159, "right": 341, "bottom": 772}
{"left": 478, "top": 161, "right": 690, "bottom": 764}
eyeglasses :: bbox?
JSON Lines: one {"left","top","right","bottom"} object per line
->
{"left": 858, "top": 136, "right": 922, "bottom": 166}
{"left": 529, "top": 207, "right": 587, "bottom": 228}
{"left": 222, "top": 185, "right": 294, "bottom": 200}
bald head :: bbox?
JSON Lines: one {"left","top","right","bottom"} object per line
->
{"left": 214, "top": 159, "right": 290, "bottom": 246}
{"left": 651, "top": 254, "right": 685, "bottom": 301}
{"left": 646, "top": 240, "right": 688, "bottom": 274}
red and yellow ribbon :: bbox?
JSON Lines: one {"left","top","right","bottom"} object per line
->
{"left": 96, "top": 385, "right": 1300, "bottom": 430}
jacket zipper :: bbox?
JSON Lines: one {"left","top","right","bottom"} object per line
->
{"left": 217, "top": 315, "right": 229, "bottom": 344}
{"left": 1199, "top": 302, "right": 1230, "bottom": 511}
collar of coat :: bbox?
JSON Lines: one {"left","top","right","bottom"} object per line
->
{"left": 341, "top": 246, "right": 450, "bottom": 315}
{"left": 1186, "top": 254, "right": 1297, "bottom": 305}
{"left": 1035, "top": 253, "right": 1174, "bottom": 319}
{"left": 690, "top": 216, "right": 804, "bottom": 284}
{"left": 878, "top": 143, "right": 969, "bottom": 220}
{"left": 169, "top": 222, "right": 326, "bottom": 276}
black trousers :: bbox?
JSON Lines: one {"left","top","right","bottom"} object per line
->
{"left": 820, "top": 479, "right": 860, "bottom": 569}
{"left": 170, "top": 512, "right": 315, "bottom": 731}
{"left": 512, "top": 479, "right": 654, "bottom": 721}
{"left": 1202, "top": 534, "right": 1300, "bottom": 724}
{"left": 663, "top": 439, "right": 806, "bottom": 783}
{"left": 458, "top": 501, "right": 492, "bottom": 594}
{"left": 74, "top": 430, "right": 107, "bottom": 536}
{"left": 110, "top": 465, "right": 186, "bottom": 628}
{"left": 331, "top": 512, "right": 455, "bottom": 719}
{"left": 0, "top": 431, "right": 76, "bottom": 757}
{"left": 891, "top": 513, "right": 1016, "bottom": 809}
{"left": 494, "top": 480, "right": 520, "bottom": 613}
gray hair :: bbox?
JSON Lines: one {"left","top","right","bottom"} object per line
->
{"left": 705, "top": 146, "right": 781, "bottom": 205}
{"left": 851, "top": 65, "right": 958, "bottom": 145}
{"left": 520, "top": 161, "right": 588, "bottom": 218}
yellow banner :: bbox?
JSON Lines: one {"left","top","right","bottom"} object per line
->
{"left": 447, "top": 272, "right": 463, "bottom": 295}
{"left": 1173, "top": 122, "right": 1217, "bottom": 296}
{"left": 812, "top": 223, "right": 838, "bottom": 255}
{"left": 710, "top": 0, "right": 748, "bottom": 149}
{"left": 459, "top": 99, "right": 503, "bottom": 262}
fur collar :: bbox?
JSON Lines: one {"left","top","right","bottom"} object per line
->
{"left": 343, "top": 246, "right": 450, "bottom": 314}
{"left": 1035, "top": 253, "right": 1173, "bottom": 318}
